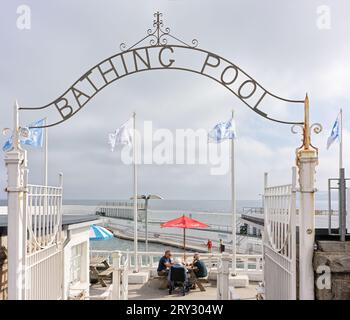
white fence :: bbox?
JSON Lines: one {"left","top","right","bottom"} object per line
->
{"left": 23, "top": 170, "right": 63, "bottom": 300}
{"left": 263, "top": 168, "right": 297, "bottom": 300}
{"left": 91, "top": 250, "right": 263, "bottom": 284}
{"left": 216, "top": 253, "right": 231, "bottom": 300}
{"left": 111, "top": 252, "right": 129, "bottom": 300}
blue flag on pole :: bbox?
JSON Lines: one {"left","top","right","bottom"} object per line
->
{"left": 2, "top": 119, "right": 45, "bottom": 152}
{"left": 208, "top": 116, "right": 237, "bottom": 143}
{"left": 326, "top": 114, "right": 340, "bottom": 150}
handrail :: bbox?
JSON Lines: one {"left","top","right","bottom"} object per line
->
{"left": 90, "top": 250, "right": 263, "bottom": 275}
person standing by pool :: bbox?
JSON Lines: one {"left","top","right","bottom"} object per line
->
{"left": 157, "top": 250, "right": 173, "bottom": 276}
{"left": 219, "top": 239, "right": 225, "bottom": 253}
{"left": 206, "top": 239, "right": 212, "bottom": 253}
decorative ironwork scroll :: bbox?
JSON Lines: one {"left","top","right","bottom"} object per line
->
{"left": 20, "top": 12, "right": 304, "bottom": 128}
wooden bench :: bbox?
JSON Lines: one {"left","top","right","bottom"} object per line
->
{"left": 193, "top": 278, "right": 206, "bottom": 292}
{"left": 188, "top": 270, "right": 206, "bottom": 292}
{"left": 90, "top": 266, "right": 113, "bottom": 287}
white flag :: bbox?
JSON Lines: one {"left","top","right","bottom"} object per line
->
{"left": 108, "top": 118, "right": 133, "bottom": 152}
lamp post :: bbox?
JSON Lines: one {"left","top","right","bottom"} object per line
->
{"left": 130, "top": 194, "right": 163, "bottom": 253}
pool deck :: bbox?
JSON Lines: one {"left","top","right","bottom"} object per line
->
{"left": 110, "top": 227, "right": 209, "bottom": 253}
{"left": 90, "top": 280, "right": 258, "bottom": 300}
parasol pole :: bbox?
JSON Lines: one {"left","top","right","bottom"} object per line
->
{"left": 183, "top": 214, "right": 186, "bottom": 261}
{"left": 183, "top": 228, "right": 186, "bottom": 261}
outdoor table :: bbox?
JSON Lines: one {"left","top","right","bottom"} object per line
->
{"left": 90, "top": 256, "right": 110, "bottom": 268}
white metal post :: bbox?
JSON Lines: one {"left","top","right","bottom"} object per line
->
{"left": 297, "top": 95, "right": 318, "bottom": 300}
{"left": 290, "top": 167, "right": 297, "bottom": 300}
{"left": 6, "top": 101, "right": 27, "bottom": 300}
{"left": 231, "top": 110, "right": 236, "bottom": 274}
{"left": 112, "top": 251, "right": 121, "bottom": 300}
{"left": 339, "top": 108, "right": 343, "bottom": 170}
{"left": 44, "top": 118, "right": 48, "bottom": 186}
{"left": 132, "top": 112, "right": 138, "bottom": 272}
{"left": 221, "top": 252, "right": 230, "bottom": 300}
{"left": 145, "top": 197, "right": 149, "bottom": 253}
{"left": 347, "top": 188, "right": 350, "bottom": 233}
{"left": 262, "top": 172, "right": 268, "bottom": 284}
{"left": 298, "top": 152, "right": 317, "bottom": 299}
{"left": 43, "top": 119, "right": 48, "bottom": 246}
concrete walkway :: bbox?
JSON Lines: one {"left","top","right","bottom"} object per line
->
{"left": 128, "top": 281, "right": 257, "bottom": 300}
{"left": 90, "top": 279, "right": 258, "bottom": 300}
{"left": 110, "top": 227, "right": 209, "bottom": 253}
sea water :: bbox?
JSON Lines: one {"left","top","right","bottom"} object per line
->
{"left": 0, "top": 198, "right": 337, "bottom": 252}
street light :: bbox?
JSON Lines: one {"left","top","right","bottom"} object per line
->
{"left": 130, "top": 194, "right": 163, "bottom": 253}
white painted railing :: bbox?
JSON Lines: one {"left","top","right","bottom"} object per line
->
{"left": 25, "top": 172, "right": 63, "bottom": 252}
{"left": 23, "top": 170, "right": 64, "bottom": 300}
{"left": 263, "top": 168, "right": 297, "bottom": 300}
{"left": 216, "top": 253, "right": 230, "bottom": 300}
{"left": 90, "top": 250, "right": 263, "bottom": 280}
{"left": 110, "top": 251, "right": 129, "bottom": 300}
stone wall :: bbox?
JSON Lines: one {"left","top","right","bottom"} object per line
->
{"left": 0, "top": 235, "right": 7, "bottom": 300}
{"left": 313, "top": 241, "right": 350, "bottom": 300}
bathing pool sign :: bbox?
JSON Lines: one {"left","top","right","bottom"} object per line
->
{"left": 20, "top": 12, "right": 304, "bottom": 128}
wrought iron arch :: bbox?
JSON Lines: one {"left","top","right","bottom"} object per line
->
{"left": 20, "top": 12, "right": 304, "bottom": 128}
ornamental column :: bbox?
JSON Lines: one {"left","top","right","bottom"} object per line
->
{"left": 5, "top": 101, "right": 27, "bottom": 300}
{"left": 295, "top": 95, "right": 321, "bottom": 300}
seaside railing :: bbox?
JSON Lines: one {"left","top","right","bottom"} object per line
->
{"left": 90, "top": 250, "right": 263, "bottom": 281}
{"left": 95, "top": 201, "right": 145, "bottom": 221}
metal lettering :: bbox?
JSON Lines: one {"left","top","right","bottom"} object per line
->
{"left": 158, "top": 46, "right": 175, "bottom": 68}
{"left": 97, "top": 59, "right": 119, "bottom": 84}
{"left": 220, "top": 65, "right": 238, "bottom": 86}
{"left": 133, "top": 48, "right": 151, "bottom": 71}
{"left": 238, "top": 80, "right": 257, "bottom": 99}
{"left": 54, "top": 98, "right": 74, "bottom": 120}
{"left": 71, "top": 87, "right": 91, "bottom": 108}
{"left": 200, "top": 53, "right": 221, "bottom": 74}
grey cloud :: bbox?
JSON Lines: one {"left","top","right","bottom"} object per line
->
{"left": 0, "top": 0, "right": 349, "bottom": 200}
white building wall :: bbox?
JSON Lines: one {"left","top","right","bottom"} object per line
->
{"left": 63, "top": 227, "right": 90, "bottom": 300}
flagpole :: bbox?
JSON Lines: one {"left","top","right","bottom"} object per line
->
{"left": 44, "top": 118, "right": 48, "bottom": 186}
{"left": 231, "top": 110, "right": 236, "bottom": 275}
{"left": 339, "top": 108, "right": 343, "bottom": 170}
{"left": 132, "top": 112, "right": 139, "bottom": 272}
{"left": 44, "top": 118, "right": 48, "bottom": 245}
{"left": 339, "top": 108, "right": 346, "bottom": 241}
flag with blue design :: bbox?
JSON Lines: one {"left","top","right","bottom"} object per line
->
{"left": 2, "top": 119, "right": 45, "bottom": 152}
{"left": 326, "top": 113, "right": 340, "bottom": 150}
{"left": 208, "top": 116, "right": 237, "bottom": 143}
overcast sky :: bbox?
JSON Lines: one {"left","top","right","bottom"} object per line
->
{"left": 0, "top": 0, "right": 349, "bottom": 200}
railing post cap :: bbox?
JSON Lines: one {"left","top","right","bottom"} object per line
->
{"left": 111, "top": 251, "right": 122, "bottom": 258}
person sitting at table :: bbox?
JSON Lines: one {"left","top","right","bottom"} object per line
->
{"left": 157, "top": 250, "right": 173, "bottom": 276}
{"left": 191, "top": 253, "right": 208, "bottom": 280}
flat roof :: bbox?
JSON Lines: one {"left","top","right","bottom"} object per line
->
{"left": 0, "top": 214, "right": 99, "bottom": 236}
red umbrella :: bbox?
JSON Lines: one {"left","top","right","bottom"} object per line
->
{"left": 160, "top": 215, "right": 209, "bottom": 258}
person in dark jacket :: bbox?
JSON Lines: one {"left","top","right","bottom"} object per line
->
{"left": 192, "top": 253, "right": 207, "bottom": 278}
{"left": 157, "top": 250, "right": 173, "bottom": 276}
{"left": 219, "top": 239, "right": 225, "bottom": 253}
